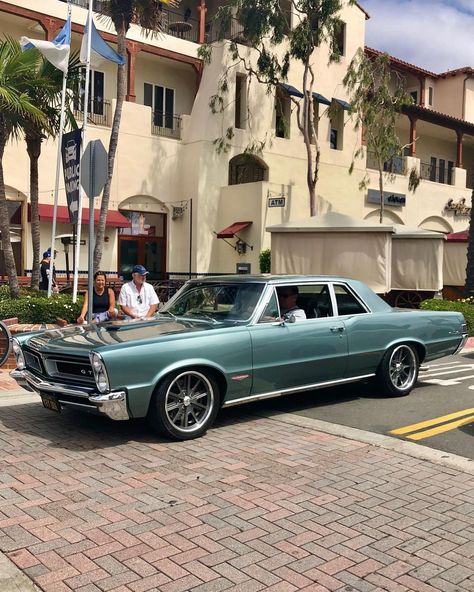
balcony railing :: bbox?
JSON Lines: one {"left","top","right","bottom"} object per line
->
{"left": 151, "top": 112, "right": 182, "bottom": 140}
{"left": 205, "top": 18, "right": 252, "bottom": 45}
{"left": 60, "top": 0, "right": 107, "bottom": 11}
{"left": 420, "top": 162, "right": 454, "bottom": 185}
{"left": 366, "top": 152, "right": 405, "bottom": 175}
{"left": 73, "top": 99, "right": 111, "bottom": 127}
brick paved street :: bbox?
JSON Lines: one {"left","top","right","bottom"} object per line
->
{"left": 0, "top": 378, "right": 473, "bottom": 592}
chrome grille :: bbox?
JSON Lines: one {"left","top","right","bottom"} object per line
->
{"left": 43, "top": 356, "right": 95, "bottom": 385}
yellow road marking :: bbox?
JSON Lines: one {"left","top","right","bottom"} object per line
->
{"left": 390, "top": 407, "right": 474, "bottom": 436}
{"left": 408, "top": 415, "right": 474, "bottom": 441}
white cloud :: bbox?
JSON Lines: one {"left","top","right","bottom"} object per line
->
{"left": 362, "top": 0, "right": 474, "bottom": 72}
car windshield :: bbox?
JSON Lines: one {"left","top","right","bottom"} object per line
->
{"left": 161, "top": 282, "right": 265, "bottom": 323}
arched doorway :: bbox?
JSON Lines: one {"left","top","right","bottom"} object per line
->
{"left": 118, "top": 196, "right": 168, "bottom": 280}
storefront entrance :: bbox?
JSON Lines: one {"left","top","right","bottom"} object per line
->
{"left": 118, "top": 210, "right": 166, "bottom": 280}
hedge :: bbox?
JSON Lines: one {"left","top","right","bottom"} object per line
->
{"left": 420, "top": 298, "right": 474, "bottom": 336}
{"left": 0, "top": 286, "right": 83, "bottom": 324}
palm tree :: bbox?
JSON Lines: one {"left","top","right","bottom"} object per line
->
{"left": 23, "top": 54, "right": 80, "bottom": 289}
{"left": 93, "top": 0, "right": 176, "bottom": 272}
{"left": 0, "top": 38, "right": 47, "bottom": 298}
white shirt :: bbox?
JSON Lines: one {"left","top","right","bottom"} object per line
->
{"left": 118, "top": 280, "right": 159, "bottom": 318}
{"left": 282, "top": 307, "right": 307, "bottom": 321}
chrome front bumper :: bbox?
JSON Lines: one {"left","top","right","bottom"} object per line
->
{"left": 10, "top": 369, "right": 129, "bottom": 421}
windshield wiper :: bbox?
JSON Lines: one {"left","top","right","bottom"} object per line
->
{"left": 182, "top": 311, "right": 219, "bottom": 324}
{"left": 159, "top": 310, "right": 177, "bottom": 320}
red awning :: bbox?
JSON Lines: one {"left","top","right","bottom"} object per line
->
{"left": 446, "top": 229, "right": 469, "bottom": 242}
{"left": 216, "top": 221, "right": 252, "bottom": 239}
{"left": 36, "top": 204, "right": 131, "bottom": 228}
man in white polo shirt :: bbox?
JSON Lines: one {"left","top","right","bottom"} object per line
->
{"left": 118, "top": 264, "right": 159, "bottom": 320}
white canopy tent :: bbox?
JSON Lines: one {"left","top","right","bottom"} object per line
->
{"left": 267, "top": 212, "right": 445, "bottom": 295}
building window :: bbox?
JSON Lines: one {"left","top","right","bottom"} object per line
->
{"left": 330, "top": 102, "right": 344, "bottom": 150}
{"left": 439, "top": 159, "right": 445, "bottom": 184}
{"left": 76, "top": 68, "right": 105, "bottom": 115}
{"left": 334, "top": 21, "right": 345, "bottom": 56}
{"left": 447, "top": 161, "right": 454, "bottom": 185}
{"left": 430, "top": 156, "right": 437, "bottom": 181}
{"left": 229, "top": 154, "right": 268, "bottom": 185}
{"left": 428, "top": 86, "right": 434, "bottom": 106}
{"left": 275, "top": 89, "right": 291, "bottom": 139}
{"left": 144, "top": 82, "right": 175, "bottom": 129}
{"left": 235, "top": 74, "right": 247, "bottom": 129}
{"left": 410, "top": 90, "right": 418, "bottom": 104}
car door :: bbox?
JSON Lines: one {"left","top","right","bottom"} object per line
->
{"left": 249, "top": 284, "right": 349, "bottom": 395}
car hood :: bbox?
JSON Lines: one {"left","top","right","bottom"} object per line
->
{"left": 24, "top": 317, "right": 220, "bottom": 356}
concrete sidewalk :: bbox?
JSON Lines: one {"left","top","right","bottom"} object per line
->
{"left": 0, "top": 372, "right": 473, "bottom": 592}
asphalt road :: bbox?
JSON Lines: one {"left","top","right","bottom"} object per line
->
{"left": 239, "top": 351, "right": 474, "bottom": 460}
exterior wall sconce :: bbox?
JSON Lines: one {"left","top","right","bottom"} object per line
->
{"left": 235, "top": 237, "right": 253, "bottom": 255}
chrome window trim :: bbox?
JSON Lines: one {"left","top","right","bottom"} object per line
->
{"left": 223, "top": 373, "right": 375, "bottom": 407}
{"left": 329, "top": 282, "right": 372, "bottom": 316}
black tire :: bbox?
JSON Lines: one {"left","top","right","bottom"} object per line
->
{"left": 375, "top": 344, "right": 419, "bottom": 397}
{"left": 148, "top": 369, "right": 220, "bottom": 440}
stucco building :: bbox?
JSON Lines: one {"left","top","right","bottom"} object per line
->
{"left": 0, "top": 0, "right": 473, "bottom": 280}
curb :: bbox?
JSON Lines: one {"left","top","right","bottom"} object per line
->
{"left": 0, "top": 552, "right": 40, "bottom": 592}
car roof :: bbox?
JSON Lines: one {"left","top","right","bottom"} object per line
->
{"left": 188, "top": 274, "right": 357, "bottom": 284}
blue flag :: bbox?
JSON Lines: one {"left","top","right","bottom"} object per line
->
{"left": 80, "top": 18, "right": 125, "bottom": 67}
{"left": 21, "top": 16, "right": 71, "bottom": 73}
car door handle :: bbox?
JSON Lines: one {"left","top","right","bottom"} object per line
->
{"left": 330, "top": 326, "right": 345, "bottom": 333}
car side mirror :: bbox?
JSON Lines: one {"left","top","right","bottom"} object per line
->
{"left": 280, "top": 313, "right": 296, "bottom": 324}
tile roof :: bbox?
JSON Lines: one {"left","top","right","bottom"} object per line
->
{"left": 365, "top": 47, "right": 439, "bottom": 78}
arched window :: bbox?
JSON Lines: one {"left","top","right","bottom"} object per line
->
{"left": 229, "top": 154, "right": 268, "bottom": 185}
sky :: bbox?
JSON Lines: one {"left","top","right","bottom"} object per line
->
{"left": 362, "top": 0, "right": 474, "bottom": 73}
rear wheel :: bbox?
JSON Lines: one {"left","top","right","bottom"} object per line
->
{"left": 376, "top": 344, "right": 419, "bottom": 397}
{"left": 148, "top": 369, "right": 220, "bottom": 440}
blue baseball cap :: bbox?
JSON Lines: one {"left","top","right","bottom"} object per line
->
{"left": 43, "top": 251, "right": 51, "bottom": 258}
{"left": 132, "top": 264, "right": 149, "bottom": 275}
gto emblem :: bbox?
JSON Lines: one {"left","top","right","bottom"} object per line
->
{"left": 81, "top": 369, "right": 93, "bottom": 375}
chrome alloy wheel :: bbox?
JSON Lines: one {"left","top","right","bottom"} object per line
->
{"left": 388, "top": 345, "right": 417, "bottom": 391}
{"left": 164, "top": 370, "right": 215, "bottom": 434}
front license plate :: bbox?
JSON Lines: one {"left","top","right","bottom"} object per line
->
{"left": 41, "top": 394, "right": 61, "bottom": 413}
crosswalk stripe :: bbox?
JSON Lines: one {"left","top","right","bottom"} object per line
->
{"left": 389, "top": 407, "right": 474, "bottom": 435}
{"left": 408, "top": 414, "right": 474, "bottom": 441}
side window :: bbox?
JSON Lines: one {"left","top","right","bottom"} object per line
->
{"left": 296, "top": 284, "right": 333, "bottom": 318}
{"left": 333, "top": 285, "right": 367, "bottom": 316}
{"left": 259, "top": 291, "right": 280, "bottom": 323}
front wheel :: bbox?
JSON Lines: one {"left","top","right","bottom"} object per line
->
{"left": 148, "top": 369, "right": 220, "bottom": 440}
{"left": 376, "top": 344, "right": 419, "bottom": 397}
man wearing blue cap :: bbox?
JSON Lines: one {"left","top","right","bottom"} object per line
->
{"left": 39, "top": 249, "right": 58, "bottom": 292}
{"left": 118, "top": 264, "right": 159, "bottom": 320}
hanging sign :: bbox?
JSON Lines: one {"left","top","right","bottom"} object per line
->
{"left": 61, "top": 128, "right": 82, "bottom": 224}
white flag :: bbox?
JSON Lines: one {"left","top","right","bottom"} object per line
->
{"left": 20, "top": 16, "right": 71, "bottom": 73}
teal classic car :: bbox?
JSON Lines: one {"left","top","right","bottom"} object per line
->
{"left": 11, "top": 275, "right": 468, "bottom": 440}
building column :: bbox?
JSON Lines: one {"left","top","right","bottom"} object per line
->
{"left": 409, "top": 116, "right": 417, "bottom": 156}
{"left": 126, "top": 42, "right": 140, "bottom": 102}
{"left": 456, "top": 130, "right": 464, "bottom": 168}
{"left": 419, "top": 76, "right": 426, "bottom": 107}
{"left": 197, "top": 0, "right": 207, "bottom": 44}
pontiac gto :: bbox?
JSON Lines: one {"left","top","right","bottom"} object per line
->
{"left": 11, "top": 275, "right": 468, "bottom": 440}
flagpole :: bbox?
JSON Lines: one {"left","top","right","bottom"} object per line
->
{"left": 73, "top": 0, "right": 93, "bottom": 303}
{"left": 48, "top": 2, "right": 72, "bottom": 298}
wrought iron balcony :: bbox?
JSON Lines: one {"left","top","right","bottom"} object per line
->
{"left": 73, "top": 99, "right": 111, "bottom": 127}
{"left": 420, "top": 161, "right": 454, "bottom": 185}
{"left": 151, "top": 112, "right": 182, "bottom": 140}
{"left": 366, "top": 152, "right": 406, "bottom": 175}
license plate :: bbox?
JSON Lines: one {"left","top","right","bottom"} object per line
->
{"left": 41, "top": 394, "right": 61, "bottom": 413}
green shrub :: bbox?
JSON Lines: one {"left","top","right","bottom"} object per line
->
{"left": 0, "top": 292, "right": 83, "bottom": 324}
{"left": 259, "top": 249, "right": 271, "bottom": 273}
{"left": 420, "top": 298, "right": 474, "bottom": 336}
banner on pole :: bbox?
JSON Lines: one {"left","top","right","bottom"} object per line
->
{"left": 61, "top": 128, "right": 82, "bottom": 224}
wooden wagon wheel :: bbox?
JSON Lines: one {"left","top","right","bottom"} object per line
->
{"left": 394, "top": 291, "right": 423, "bottom": 309}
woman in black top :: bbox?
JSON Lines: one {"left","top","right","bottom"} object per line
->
{"left": 77, "top": 271, "right": 117, "bottom": 324}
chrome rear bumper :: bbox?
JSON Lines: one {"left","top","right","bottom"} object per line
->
{"left": 10, "top": 369, "right": 129, "bottom": 421}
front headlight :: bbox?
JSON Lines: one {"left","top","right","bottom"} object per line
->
{"left": 90, "top": 352, "right": 110, "bottom": 393}
{"left": 12, "top": 339, "right": 25, "bottom": 370}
